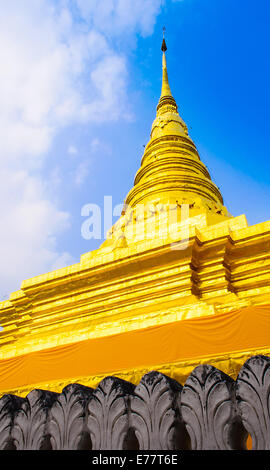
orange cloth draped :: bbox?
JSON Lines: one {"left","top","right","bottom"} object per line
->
{"left": 1, "top": 304, "right": 270, "bottom": 391}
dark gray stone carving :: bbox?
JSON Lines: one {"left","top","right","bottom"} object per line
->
{"left": 130, "top": 371, "right": 188, "bottom": 450}
{"left": 0, "top": 395, "right": 25, "bottom": 450}
{"left": 236, "top": 355, "right": 270, "bottom": 450}
{"left": 49, "top": 383, "right": 92, "bottom": 450}
{"left": 181, "top": 364, "right": 246, "bottom": 450}
{"left": 88, "top": 376, "right": 135, "bottom": 450}
{"left": 1, "top": 356, "right": 270, "bottom": 451}
{"left": 12, "top": 389, "right": 58, "bottom": 450}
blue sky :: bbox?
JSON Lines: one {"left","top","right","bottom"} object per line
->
{"left": 0, "top": 0, "right": 269, "bottom": 299}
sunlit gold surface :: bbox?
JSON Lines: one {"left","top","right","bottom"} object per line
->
{"left": 0, "top": 42, "right": 269, "bottom": 397}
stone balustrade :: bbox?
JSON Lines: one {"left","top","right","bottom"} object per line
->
{"left": 0, "top": 355, "right": 270, "bottom": 450}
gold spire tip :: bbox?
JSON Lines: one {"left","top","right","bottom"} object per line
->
{"left": 161, "top": 27, "right": 167, "bottom": 52}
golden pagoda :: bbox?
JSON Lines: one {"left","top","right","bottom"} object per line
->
{"left": 0, "top": 39, "right": 270, "bottom": 398}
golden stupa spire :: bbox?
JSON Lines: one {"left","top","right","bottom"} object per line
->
{"left": 160, "top": 30, "right": 173, "bottom": 98}
{"left": 158, "top": 29, "right": 178, "bottom": 112}
{"left": 121, "top": 33, "right": 229, "bottom": 215}
{"left": 101, "top": 33, "right": 231, "bottom": 249}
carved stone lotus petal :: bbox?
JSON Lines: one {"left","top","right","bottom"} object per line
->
{"left": 181, "top": 365, "right": 245, "bottom": 450}
{"left": 88, "top": 376, "right": 135, "bottom": 450}
{"left": 49, "top": 383, "right": 93, "bottom": 450}
{"left": 12, "top": 389, "right": 58, "bottom": 450}
{"left": 130, "top": 371, "right": 187, "bottom": 450}
{"left": 236, "top": 355, "right": 270, "bottom": 450}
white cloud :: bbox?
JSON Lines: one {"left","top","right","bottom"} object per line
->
{"left": 0, "top": 0, "right": 162, "bottom": 163}
{"left": 79, "top": 54, "right": 129, "bottom": 122}
{"left": 0, "top": 169, "right": 73, "bottom": 298}
{"left": 0, "top": 3, "right": 133, "bottom": 168}
{"left": 0, "top": 0, "right": 163, "bottom": 299}
{"left": 68, "top": 145, "right": 79, "bottom": 156}
{"left": 75, "top": 160, "right": 90, "bottom": 185}
{"left": 75, "top": 0, "right": 163, "bottom": 36}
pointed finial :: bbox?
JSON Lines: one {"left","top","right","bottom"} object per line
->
{"left": 161, "top": 27, "right": 167, "bottom": 52}
{"left": 159, "top": 27, "right": 172, "bottom": 99}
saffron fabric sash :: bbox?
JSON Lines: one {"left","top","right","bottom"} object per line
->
{"left": 0, "top": 305, "right": 270, "bottom": 392}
